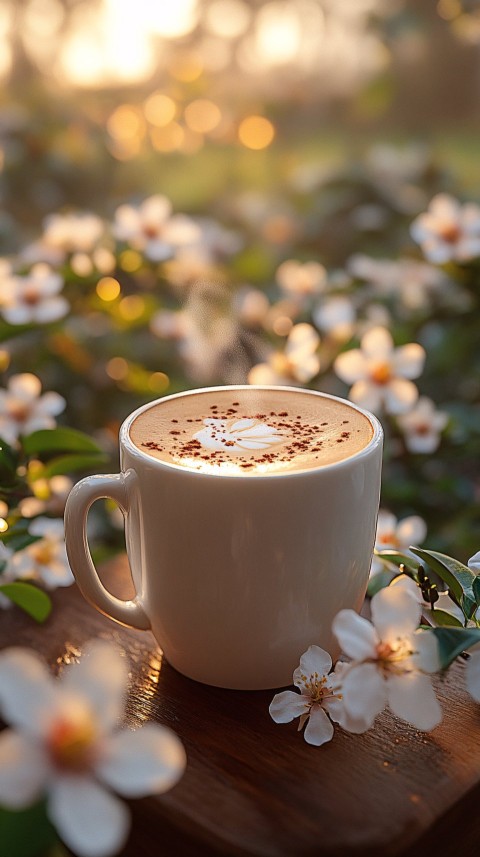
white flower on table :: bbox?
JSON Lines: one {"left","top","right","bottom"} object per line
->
{"left": 113, "top": 195, "right": 200, "bottom": 262}
{"left": 397, "top": 396, "right": 449, "bottom": 454}
{"left": 0, "top": 373, "right": 65, "bottom": 445}
{"left": 0, "top": 264, "right": 68, "bottom": 325}
{"left": 9, "top": 517, "right": 74, "bottom": 589}
{"left": 248, "top": 323, "right": 320, "bottom": 385}
{"left": 0, "top": 641, "right": 186, "bottom": 857}
{"left": 411, "top": 193, "right": 480, "bottom": 264}
{"left": 333, "top": 326, "right": 425, "bottom": 415}
{"left": 371, "top": 510, "right": 427, "bottom": 577}
{"left": 332, "top": 578, "right": 442, "bottom": 731}
{"left": 269, "top": 646, "right": 345, "bottom": 746}
{"left": 276, "top": 260, "right": 327, "bottom": 299}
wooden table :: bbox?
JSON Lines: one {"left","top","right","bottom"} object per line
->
{"left": 2, "top": 556, "right": 480, "bottom": 857}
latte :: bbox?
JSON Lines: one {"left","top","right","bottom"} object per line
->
{"left": 129, "top": 388, "right": 373, "bottom": 475}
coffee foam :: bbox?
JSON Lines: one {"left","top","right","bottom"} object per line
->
{"left": 129, "top": 389, "right": 373, "bottom": 475}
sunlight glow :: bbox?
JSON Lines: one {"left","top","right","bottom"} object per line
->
{"left": 205, "top": 0, "right": 251, "bottom": 38}
{"left": 136, "top": 0, "right": 198, "bottom": 38}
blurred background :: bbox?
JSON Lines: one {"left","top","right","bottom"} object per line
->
{"left": 0, "top": 0, "right": 479, "bottom": 562}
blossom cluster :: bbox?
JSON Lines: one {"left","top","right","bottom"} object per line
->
{"left": 0, "top": 182, "right": 479, "bottom": 607}
{"left": 271, "top": 550, "right": 480, "bottom": 746}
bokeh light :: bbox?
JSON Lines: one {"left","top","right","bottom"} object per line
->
{"left": 238, "top": 116, "right": 275, "bottom": 149}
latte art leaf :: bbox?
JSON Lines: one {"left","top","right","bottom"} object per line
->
{"left": 194, "top": 418, "right": 286, "bottom": 452}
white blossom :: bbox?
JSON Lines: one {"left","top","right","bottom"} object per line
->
{"left": 9, "top": 517, "right": 74, "bottom": 589}
{"left": 269, "top": 646, "right": 344, "bottom": 746}
{"left": 113, "top": 195, "right": 200, "bottom": 262}
{"left": 0, "top": 642, "right": 186, "bottom": 857}
{"left": 371, "top": 510, "right": 427, "bottom": 576}
{"left": 22, "top": 213, "right": 105, "bottom": 266}
{"left": 276, "top": 260, "right": 327, "bottom": 298}
{"left": 397, "top": 396, "right": 448, "bottom": 454}
{"left": 0, "top": 374, "right": 65, "bottom": 445}
{"left": 313, "top": 295, "right": 356, "bottom": 342}
{"left": 248, "top": 323, "right": 320, "bottom": 385}
{"left": 332, "top": 579, "right": 442, "bottom": 731}
{"left": 333, "top": 326, "right": 425, "bottom": 415}
{"left": 0, "top": 264, "right": 68, "bottom": 325}
{"left": 348, "top": 254, "right": 450, "bottom": 311}
{"left": 411, "top": 193, "right": 480, "bottom": 264}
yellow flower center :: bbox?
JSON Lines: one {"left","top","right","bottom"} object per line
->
{"left": 23, "top": 286, "right": 41, "bottom": 306}
{"left": 378, "top": 532, "right": 398, "bottom": 547}
{"left": 7, "top": 402, "right": 31, "bottom": 423}
{"left": 376, "top": 638, "right": 414, "bottom": 674}
{"left": 31, "top": 540, "right": 55, "bottom": 566}
{"left": 370, "top": 362, "right": 392, "bottom": 385}
{"left": 299, "top": 671, "right": 342, "bottom": 704}
{"left": 439, "top": 223, "right": 460, "bottom": 244}
{"left": 47, "top": 711, "right": 97, "bottom": 771}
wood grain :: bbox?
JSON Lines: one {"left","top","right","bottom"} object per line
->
{"left": 1, "top": 556, "right": 480, "bottom": 857}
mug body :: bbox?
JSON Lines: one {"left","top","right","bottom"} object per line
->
{"left": 119, "top": 387, "right": 383, "bottom": 690}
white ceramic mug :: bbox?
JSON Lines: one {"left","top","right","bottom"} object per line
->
{"left": 64, "top": 386, "right": 383, "bottom": 690}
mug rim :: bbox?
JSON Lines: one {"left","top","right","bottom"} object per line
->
{"left": 120, "top": 385, "right": 383, "bottom": 479}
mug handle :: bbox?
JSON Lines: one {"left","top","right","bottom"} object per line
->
{"left": 64, "top": 472, "right": 151, "bottom": 631}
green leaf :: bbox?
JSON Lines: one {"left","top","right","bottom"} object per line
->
{"left": 0, "top": 582, "right": 52, "bottom": 622}
{"left": 0, "top": 436, "right": 18, "bottom": 484}
{"left": 0, "top": 800, "right": 58, "bottom": 857}
{"left": 431, "top": 627, "right": 480, "bottom": 669}
{"left": 1, "top": 524, "right": 42, "bottom": 552}
{"left": 40, "top": 452, "right": 108, "bottom": 479}
{"left": 410, "top": 547, "right": 478, "bottom": 620}
{"left": 423, "top": 608, "right": 464, "bottom": 628}
{"left": 23, "top": 428, "right": 103, "bottom": 456}
{"left": 373, "top": 550, "right": 419, "bottom": 571}
{"left": 367, "top": 569, "right": 392, "bottom": 597}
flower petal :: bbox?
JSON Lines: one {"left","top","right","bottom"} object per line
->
{"left": 0, "top": 648, "right": 57, "bottom": 735}
{"left": 0, "top": 730, "right": 49, "bottom": 808}
{"left": 293, "top": 645, "right": 332, "bottom": 689}
{"left": 340, "top": 663, "right": 387, "bottom": 727}
{"left": 411, "top": 630, "right": 440, "bottom": 674}
{"left": 348, "top": 379, "right": 384, "bottom": 414}
{"left": 331, "top": 609, "right": 378, "bottom": 661}
{"left": 334, "top": 349, "right": 368, "bottom": 384}
{"left": 396, "top": 516, "right": 427, "bottom": 547}
{"left": 62, "top": 641, "right": 128, "bottom": 732}
{"left": 48, "top": 776, "right": 130, "bottom": 857}
{"left": 383, "top": 378, "right": 419, "bottom": 414}
{"left": 402, "top": 432, "right": 440, "bottom": 454}
{"left": 8, "top": 373, "right": 42, "bottom": 399}
{"left": 387, "top": 672, "right": 442, "bottom": 730}
{"left": 371, "top": 584, "right": 421, "bottom": 640}
{"left": 269, "top": 690, "right": 310, "bottom": 723}
{"left": 303, "top": 705, "right": 334, "bottom": 746}
{"left": 361, "top": 327, "right": 393, "bottom": 359}
{"left": 96, "top": 724, "right": 186, "bottom": 797}
{"left": 468, "top": 551, "right": 480, "bottom": 574}
{"left": 325, "top": 696, "right": 372, "bottom": 734}
{"left": 393, "top": 344, "right": 426, "bottom": 380}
